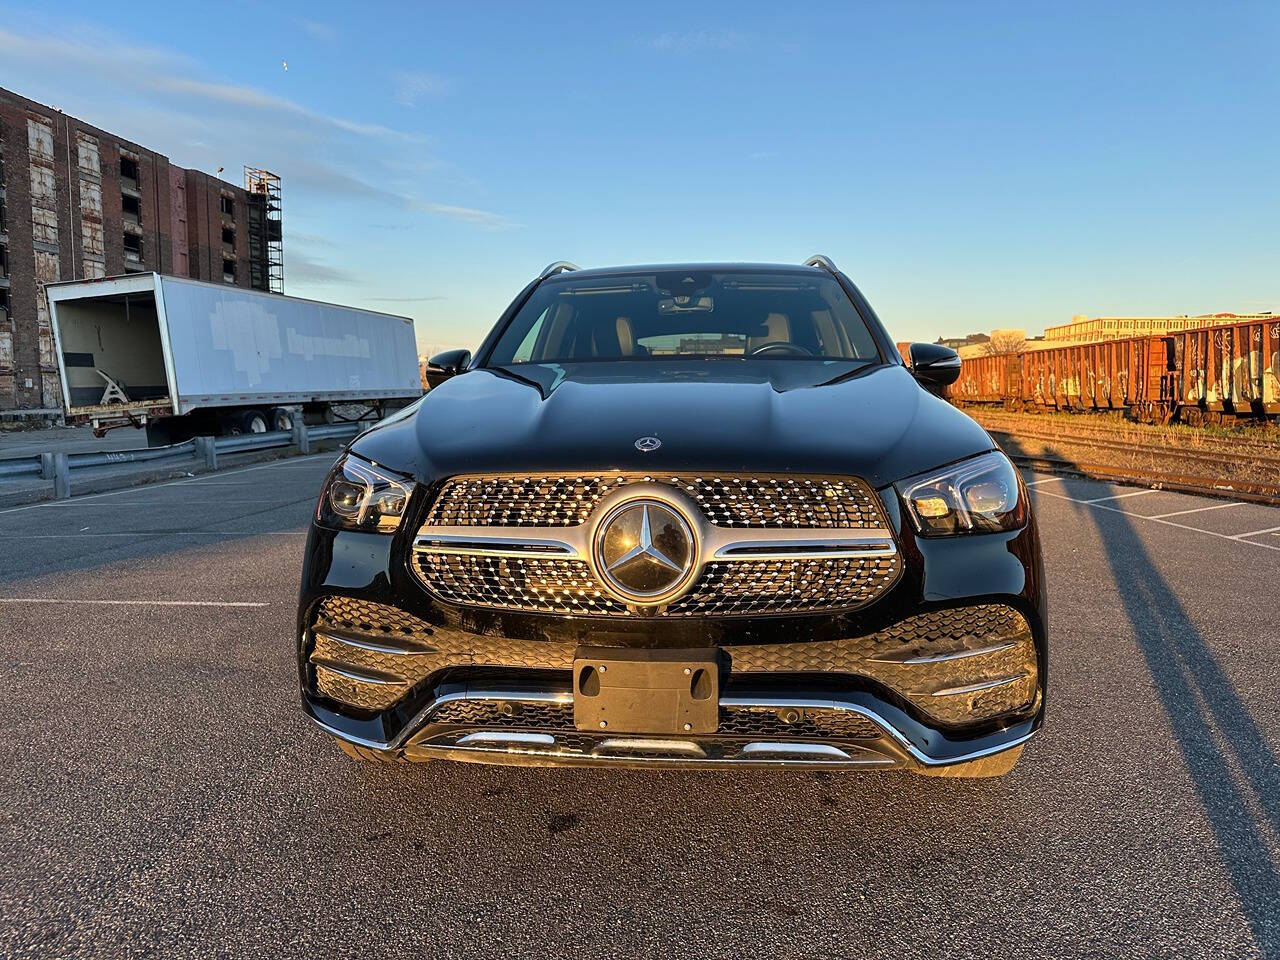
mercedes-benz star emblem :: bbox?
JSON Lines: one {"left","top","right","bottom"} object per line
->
{"left": 594, "top": 499, "right": 694, "bottom": 604}
{"left": 634, "top": 436, "right": 661, "bottom": 452}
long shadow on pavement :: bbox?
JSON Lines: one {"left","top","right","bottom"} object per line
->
{"left": 998, "top": 434, "right": 1280, "bottom": 955}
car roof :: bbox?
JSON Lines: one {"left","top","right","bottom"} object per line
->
{"left": 545, "top": 262, "right": 829, "bottom": 280}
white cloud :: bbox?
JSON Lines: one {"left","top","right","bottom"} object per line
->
{"left": 0, "top": 24, "right": 516, "bottom": 237}
{"left": 395, "top": 71, "right": 450, "bottom": 107}
{"left": 297, "top": 19, "right": 338, "bottom": 44}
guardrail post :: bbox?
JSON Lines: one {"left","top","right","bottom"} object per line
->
{"left": 292, "top": 418, "right": 310, "bottom": 454}
{"left": 52, "top": 453, "right": 70, "bottom": 500}
{"left": 40, "top": 452, "right": 54, "bottom": 479}
{"left": 194, "top": 436, "right": 217, "bottom": 470}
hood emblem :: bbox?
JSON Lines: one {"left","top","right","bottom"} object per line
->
{"left": 594, "top": 499, "right": 694, "bottom": 604}
{"left": 634, "top": 436, "right": 661, "bottom": 452}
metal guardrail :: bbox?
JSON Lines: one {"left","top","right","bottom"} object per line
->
{"left": 0, "top": 420, "right": 364, "bottom": 500}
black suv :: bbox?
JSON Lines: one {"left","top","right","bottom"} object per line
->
{"left": 297, "top": 257, "right": 1046, "bottom": 777}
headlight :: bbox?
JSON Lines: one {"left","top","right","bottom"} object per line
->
{"left": 897, "top": 451, "right": 1026, "bottom": 537}
{"left": 316, "top": 453, "right": 414, "bottom": 533}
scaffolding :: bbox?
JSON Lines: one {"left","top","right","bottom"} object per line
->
{"left": 244, "top": 167, "right": 283, "bottom": 294}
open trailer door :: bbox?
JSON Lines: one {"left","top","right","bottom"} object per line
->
{"left": 47, "top": 273, "right": 179, "bottom": 434}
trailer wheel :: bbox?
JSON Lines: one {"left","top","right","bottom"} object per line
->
{"left": 241, "top": 409, "right": 269, "bottom": 434}
{"left": 268, "top": 407, "right": 293, "bottom": 432}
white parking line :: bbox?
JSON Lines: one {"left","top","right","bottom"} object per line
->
{"left": 1229, "top": 524, "right": 1280, "bottom": 542}
{"left": 1084, "top": 490, "right": 1158, "bottom": 504}
{"left": 0, "top": 454, "right": 334, "bottom": 517}
{"left": 1147, "top": 502, "right": 1246, "bottom": 519}
{"left": 0, "top": 597, "right": 269, "bottom": 608}
{"left": 1034, "top": 487, "right": 1280, "bottom": 553}
{"left": 1024, "top": 477, "right": 1064, "bottom": 486}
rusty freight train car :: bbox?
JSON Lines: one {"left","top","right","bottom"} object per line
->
{"left": 954, "top": 317, "right": 1280, "bottom": 420}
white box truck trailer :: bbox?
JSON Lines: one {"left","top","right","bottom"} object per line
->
{"left": 47, "top": 273, "right": 423, "bottom": 445}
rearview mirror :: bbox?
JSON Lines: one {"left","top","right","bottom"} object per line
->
{"left": 424, "top": 348, "right": 472, "bottom": 389}
{"left": 907, "top": 342, "right": 962, "bottom": 391}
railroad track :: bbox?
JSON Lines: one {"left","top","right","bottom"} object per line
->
{"left": 982, "top": 428, "right": 1280, "bottom": 506}
{"left": 969, "top": 411, "right": 1280, "bottom": 456}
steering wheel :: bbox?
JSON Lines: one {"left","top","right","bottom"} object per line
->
{"left": 748, "top": 341, "right": 813, "bottom": 357}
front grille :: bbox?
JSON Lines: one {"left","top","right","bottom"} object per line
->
{"left": 414, "top": 471, "right": 900, "bottom": 617}
{"left": 425, "top": 473, "right": 885, "bottom": 529}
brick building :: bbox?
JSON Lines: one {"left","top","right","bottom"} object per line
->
{"left": 0, "top": 86, "right": 282, "bottom": 412}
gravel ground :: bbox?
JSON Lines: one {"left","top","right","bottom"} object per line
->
{"left": 0, "top": 456, "right": 1278, "bottom": 958}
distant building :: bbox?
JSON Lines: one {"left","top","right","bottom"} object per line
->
{"left": 0, "top": 85, "right": 283, "bottom": 411}
{"left": 935, "top": 332, "right": 989, "bottom": 351}
{"left": 1044, "top": 312, "right": 1274, "bottom": 344}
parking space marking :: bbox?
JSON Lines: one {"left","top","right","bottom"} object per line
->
{"left": 1023, "top": 476, "right": 1065, "bottom": 486}
{"left": 1084, "top": 490, "right": 1158, "bottom": 504}
{"left": 1229, "top": 524, "right": 1280, "bottom": 542}
{"left": 0, "top": 597, "right": 268, "bottom": 608}
{"left": 0, "top": 454, "right": 335, "bottom": 517}
{"left": 1033, "top": 487, "right": 1280, "bottom": 553}
{"left": 1147, "top": 502, "right": 1246, "bottom": 520}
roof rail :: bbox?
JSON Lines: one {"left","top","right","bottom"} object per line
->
{"left": 538, "top": 260, "right": 580, "bottom": 279}
{"left": 803, "top": 254, "right": 838, "bottom": 272}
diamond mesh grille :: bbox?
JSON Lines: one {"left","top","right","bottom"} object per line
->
{"left": 425, "top": 473, "right": 885, "bottom": 529}
{"left": 410, "top": 552, "right": 900, "bottom": 617}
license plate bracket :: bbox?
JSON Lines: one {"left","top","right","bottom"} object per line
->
{"left": 573, "top": 647, "right": 720, "bottom": 735}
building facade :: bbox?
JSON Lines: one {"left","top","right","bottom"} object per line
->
{"left": 0, "top": 86, "right": 281, "bottom": 411}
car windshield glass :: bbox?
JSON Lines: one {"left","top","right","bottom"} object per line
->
{"left": 485, "top": 270, "right": 881, "bottom": 365}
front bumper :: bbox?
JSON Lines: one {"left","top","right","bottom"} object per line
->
{"left": 299, "top": 595, "right": 1042, "bottom": 772}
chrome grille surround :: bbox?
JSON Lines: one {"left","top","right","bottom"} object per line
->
{"left": 411, "top": 473, "right": 902, "bottom": 616}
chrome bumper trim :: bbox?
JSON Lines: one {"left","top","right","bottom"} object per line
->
{"left": 308, "top": 687, "right": 1036, "bottom": 769}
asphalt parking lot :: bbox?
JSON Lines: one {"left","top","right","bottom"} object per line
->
{"left": 1, "top": 455, "right": 1278, "bottom": 959}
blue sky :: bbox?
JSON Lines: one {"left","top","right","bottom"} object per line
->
{"left": 2, "top": 1, "right": 1277, "bottom": 354}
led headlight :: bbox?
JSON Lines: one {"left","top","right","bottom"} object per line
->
{"left": 316, "top": 453, "right": 414, "bottom": 533}
{"left": 898, "top": 451, "right": 1026, "bottom": 537}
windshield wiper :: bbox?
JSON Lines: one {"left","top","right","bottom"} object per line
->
{"left": 486, "top": 365, "right": 548, "bottom": 398}
{"left": 817, "top": 360, "right": 877, "bottom": 386}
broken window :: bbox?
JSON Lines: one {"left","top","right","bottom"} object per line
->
{"left": 0, "top": 196, "right": 6, "bottom": 232}
{"left": 27, "top": 118, "right": 54, "bottom": 159}
{"left": 80, "top": 180, "right": 102, "bottom": 218}
{"left": 30, "top": 166, "right": 56, "bottom": 201}
{"left": 121, "top": 193, "right": 142, "bottom": 225}
{"left": 0, "top": 287, "right": 8, "bottom": 320}
{"left": 119, "top": 155, "right": 140, "bottom": 190}
{"left": 77, "top": 135, "right": 100, "bottom": 174}
{"left": 82, "top": 220, "right": 104, "bottom": 256}
{"left": 220, "top": 195, "right": 235, "bottom": 216}
{"left": 32, "top": 207, "right": 59, "bottom": 244}
{"left": 0, "top": 243, "right": 8, "bottom": 279}
{"left": 123, "top": 232, "right": 143, "bottom": 262}
{"left": 222, "top": 226, "right": 236, "bottom": 245}
{"left": 222, "top": 258, "right": 237, "bottom": 282}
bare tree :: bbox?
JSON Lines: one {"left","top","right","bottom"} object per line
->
{"left": 983, "top": 330, "right": 1026, "bottom": 356}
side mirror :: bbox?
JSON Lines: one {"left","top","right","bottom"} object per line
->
{"left": 424, "top": 348, "right": 472, "bottom": 389}
{"left": 907, "top": 342, "right": 962, "bottom": 390}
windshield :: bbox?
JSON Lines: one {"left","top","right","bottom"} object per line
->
{"left": 485, "top": 270, "right": 881, "bottom": 366}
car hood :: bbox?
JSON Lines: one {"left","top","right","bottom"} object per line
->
{"left": 351, "top": 361, "right": 995, "bottom": 489}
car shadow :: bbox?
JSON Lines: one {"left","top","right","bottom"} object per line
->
{"left": 995, "top": 432, "right": 1280, "bottom": 954}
